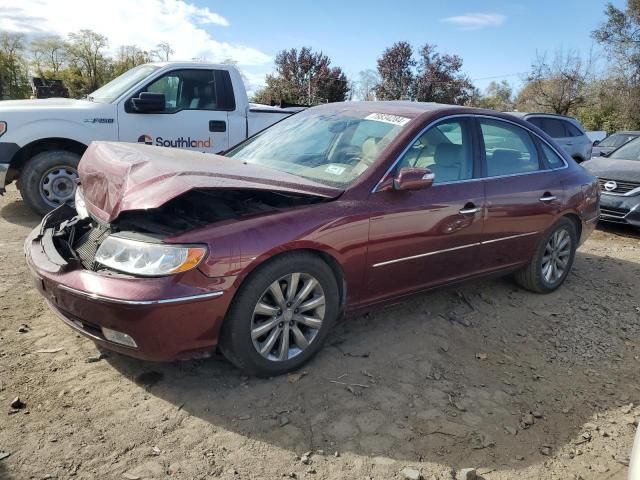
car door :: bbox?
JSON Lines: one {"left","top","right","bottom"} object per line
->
{"left": 364, "top": 117, "right": 485, "bottom": 305}
{"left": 477, "top": 116, "right": 564, "bottom": 272}
{"left": 117, "top": 68, "right": 234, "bottom": 153}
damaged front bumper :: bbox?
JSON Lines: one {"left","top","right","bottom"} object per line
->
{"left": 24, "top": 205, "right": 236, "bottom": 361}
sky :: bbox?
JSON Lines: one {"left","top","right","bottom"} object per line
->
{"left": 0, "top": 0, "right": 628, "bottom": 96}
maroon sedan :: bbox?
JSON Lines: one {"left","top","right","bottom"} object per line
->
{"left": 25, "top": 102, "right": 600, "bottom": 376}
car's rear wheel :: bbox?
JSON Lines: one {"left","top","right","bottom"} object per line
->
{"left": 19, "top": 150, "right": 80, "bottom": 215}
{"left": 219, "top": 252, "right": 339, "bottom": 376}
{"left": 514, "top": 217, "right": 577, "bottom": 293}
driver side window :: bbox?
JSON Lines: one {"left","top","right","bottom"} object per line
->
{"left": 397, "top": 119, "right": 473, "bottom": 184}
{"left": 141, "top": 69, "right": 219, "bottom": 113}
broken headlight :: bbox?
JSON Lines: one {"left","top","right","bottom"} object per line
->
{"left": 94, "top": 236, "right": 207, "bottom": 276}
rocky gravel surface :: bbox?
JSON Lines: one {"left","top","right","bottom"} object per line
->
{"left": 0, "top": 185, "right": 639, "bottom": 480}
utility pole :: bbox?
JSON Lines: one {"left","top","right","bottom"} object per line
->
{"left": 307, "top": 72, "right": 312, "bottom": 105}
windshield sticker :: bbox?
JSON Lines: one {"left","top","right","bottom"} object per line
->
{"left": 365, "top": 113, "right": 410, "bottom": 126}
{"left": 325, "top": 165, "right": 346, "bottom": 175}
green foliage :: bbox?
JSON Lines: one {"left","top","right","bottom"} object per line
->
{"left": 473, "top": 81, "right": 514, "bottom": 111}
{"left": 0, "top": 32, "right": 30, "bottom": 99}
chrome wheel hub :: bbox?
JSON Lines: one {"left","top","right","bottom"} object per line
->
{"left": 251, "top": 272, "right": 325, "bottom": 362}
{"left": 541, "top": 228, "right": 571, "bottom": 284}
{"left": 40, "top": 166, "right": 78, "bottom": 207}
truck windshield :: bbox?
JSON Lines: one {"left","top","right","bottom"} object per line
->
{"left": 89, "top": 65, "right": 160, "bottom": 103}
{"left": 227, "top": 109, "right": 410, "bottom": 187}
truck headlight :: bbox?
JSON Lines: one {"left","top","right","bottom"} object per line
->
{"left": 95, "top": 236, "right": 207, "bottom": 276}
{"left": 74, "top": 187, "right": 89, "bottom": 219}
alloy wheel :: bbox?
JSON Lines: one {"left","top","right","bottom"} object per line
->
{"left": 250, "top": 273, "right": 326, "bottom": 362}
{"left": 541, "top": 228, "right": 571, "bottom": 284}
{"left": 39, "top": 166, "right": 78, "bottom": 207}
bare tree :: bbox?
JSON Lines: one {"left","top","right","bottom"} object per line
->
{"left": 154, "top": 41, "right": 174, "bottom": 62}
{"left": 355, "top": 69, "right": 378, "bottom": 100}
{"left": 66, "top": 29, "right": 110, "bottom": 93}
{"left": 517, "top": 50, "right": 592, "bottom": 115}
{"left": 30, "top": 36, "right": 67, "bottom": 77}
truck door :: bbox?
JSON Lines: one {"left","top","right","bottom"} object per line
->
{"left": 117, "top": 68, "right": 234, "bottom": 153}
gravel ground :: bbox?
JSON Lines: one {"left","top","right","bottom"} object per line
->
{"left": 1, "top": 184, "right": 639, "bottom": 480}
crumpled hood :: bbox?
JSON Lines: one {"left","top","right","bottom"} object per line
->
{"left": 79, "top": 142, "right": 343, "bottom": 223}
{"left": 582, "top": 157, "right": 640, "bottom": 182}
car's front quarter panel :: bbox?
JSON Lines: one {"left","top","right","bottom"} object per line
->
{"left": 168, "top": 199, "right": 372, "bottom": 309}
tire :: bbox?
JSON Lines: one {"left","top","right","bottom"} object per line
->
{"left": 219, "top": 252, "right": 340, "bottom": 376}
{"left": 514, "top": 217, "right": 577, "bottom": 293}
{"left": 18, "top": 150, "right": 81, "bottom": 215}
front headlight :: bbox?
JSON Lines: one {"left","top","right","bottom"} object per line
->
{"left": 74, "top": 187, "right": 89, "bottom": 219}
{"left": 0, "top": 121, "right": 6, "bottom": 137}
{"left": 95, "top": 236, "right": 207, "bottom": 276}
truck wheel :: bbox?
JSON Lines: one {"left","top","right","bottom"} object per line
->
{"left": 219, "top": 252, "right": 340, "bottom": 377}
{"left": 19, "top": 150, "right": 80, "bottom": 215}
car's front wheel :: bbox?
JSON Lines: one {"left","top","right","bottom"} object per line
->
{"left": 219, "top": 252, "right": 340, "bottom": 376}
{"left": 515, "top": 217, "right": 577, "bottom": 293}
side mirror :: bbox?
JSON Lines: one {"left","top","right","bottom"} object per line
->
{"left": 130, "top": 92, "right": 165, "bottom": 113}
{"left": 379, "top": 167, "right": 434, "bottom": 192}
{"left": 593, "top": 140, "right": 600, "bottom": 146}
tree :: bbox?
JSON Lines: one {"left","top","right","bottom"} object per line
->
{"left": 154, "top": 42, "right": 174, "bottom": 62}
{"left": 252, "top": 47, "right": 349, "bottom": 105}
{"left": 474, "top": 80, "right": 514, "bottom": 111}
{"left": 113, "top": 45, "right": 152, "bottom": 76}
{"left": 516, "top": 50, "right": 591, "bottom": 115}
{"left": 592, "top": 0, "right": 640, "bottom": 81}
{"left": 30, "top": 36, "right": 67, "bottom": 77}
{"left": 354, "top": 69, "right": 379, "bottom": 101}
{"left": 412, "top": 43, "right": 474, "bottom": 104}
{"left": 374, "top": 41, "right": 414, "bottom": 100}
{"left": 0, "top": 32, "right": 30, "bottom": 99}
{"left": 66, "top": 29, "right": 110, "bottom": 95}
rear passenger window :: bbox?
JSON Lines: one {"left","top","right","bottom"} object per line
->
{"left": 480, "top": 119, "right": 541, "bottom": 177}
{"left": 540, "top": 142, "right": 565, "bottom": 169}
{"left": 564, "top": 122, "right": 583, "bottom": 137}
{"left": 539, "top": 118, "right": 566, "bottom": 138}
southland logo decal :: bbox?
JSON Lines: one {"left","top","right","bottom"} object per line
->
{"left": 137, "top": 134, "right": 212, "bottom": 148}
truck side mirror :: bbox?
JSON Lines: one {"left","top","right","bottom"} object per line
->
{"left": 130, "top": 92, "right": 166, "bottom": 113}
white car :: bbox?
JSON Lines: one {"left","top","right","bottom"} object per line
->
{"left": 0, "top": 62, "right": 302, "bottom": 214}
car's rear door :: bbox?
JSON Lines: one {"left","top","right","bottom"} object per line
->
{"left": 476, "top": 116, "right": 565, "bottom": 272}
{"left": 117, "top": 68, "right": 234, "bottom": 153}
{"left": 364, "top": 116, "right": 485, "bottom": 305}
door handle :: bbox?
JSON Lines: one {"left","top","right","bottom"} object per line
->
{"left": 209, "top": 120, "right": 227, "bottom": 132}
{"left": 539, "top": 194, "right": 557, "bottom": 202}
{"left": 459, "top": 206, "right": 479, "bottom": 215}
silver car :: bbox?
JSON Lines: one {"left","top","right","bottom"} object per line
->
{"left": 507, "top": 113, "right": 593, "bottom": 163}
{"left": 592, "top": 131, "right": 640, "bottom": 158}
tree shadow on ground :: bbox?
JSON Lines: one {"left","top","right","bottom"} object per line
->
{"left": 0, "top": 198, "right": 40, "bottom": 229}
{"left": 104, "top": 250, "right": 640, "bottom": 473}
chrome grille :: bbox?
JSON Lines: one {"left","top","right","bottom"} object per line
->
{"left": 598, "top": 178, "right": 640, "bottom": 195}
{"left": 600, "top": 206, "right": 628, "bottom": 222}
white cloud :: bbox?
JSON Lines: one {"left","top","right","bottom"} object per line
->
{"left": 441, "top": 13, "right": 507, "bottom": 31}
{"left": 0, "top": 0, "right": 271, "bottom": 66}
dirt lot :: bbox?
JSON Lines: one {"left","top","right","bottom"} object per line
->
{"left": 1, "top": 185, "right": 640, "bottom": 480}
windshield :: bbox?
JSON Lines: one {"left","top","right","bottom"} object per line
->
{"left": 89, "top": 65, "right": 160, "bottom": 103}
{"left": 600, "top": 133, "right": 638, "bottom": 148}
{"left": 610, "top": 137, "right": 640, "bottom": 161}
{"left": 227, "top": 109, "right": 410, "bottom": 187}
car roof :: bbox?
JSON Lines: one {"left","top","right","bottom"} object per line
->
{"left": 310, "top": 101, "right": 469, "bottom": 118}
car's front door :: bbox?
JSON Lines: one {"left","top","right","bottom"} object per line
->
{"left": 477, "top": 117, "right": 565, "bottom": 272}
{"left": 117, "top": 68, "right": 234, "bottom": 154}
{"left": 364, "top": 117, "right": 485, "bottom": 305}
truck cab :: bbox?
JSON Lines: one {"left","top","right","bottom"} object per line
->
{"left": 0, "top": 62, "right": 300, "bottom": 214}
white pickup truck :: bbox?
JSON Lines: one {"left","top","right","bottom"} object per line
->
{"left": 0, "top": 62, "right": 301, "bottom": 214}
